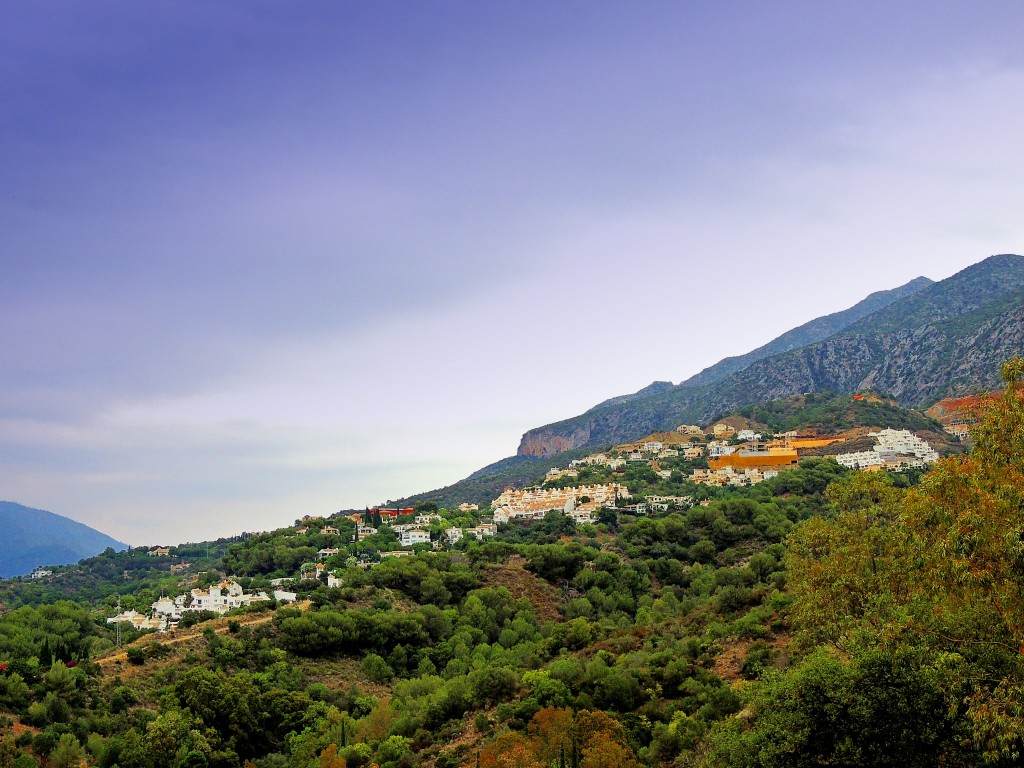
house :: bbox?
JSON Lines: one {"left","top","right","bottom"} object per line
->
{"left": 151, "top": 595, "right": 183, "bottom": 620}
{"left": 301, "top": 563, "right": 326, "bottom": 580}
{"left": 444, "top": 527, "right": 464, "bottom": 544}
{"left": 656, "top": 469, "right": 673, "bottom": 479}
{"left": 274, "top": 590, "right": 298, "bottom": 603}
{"left": 295, "top": 527, "right": 309, "bottom": 535}
{"left": 380, "top": 550, "right": 413, "bottom": 559}
{"left": 187, "top": 580, "right": 271, "bottom": 613}
{"left": 400, "top": 529, "right": 431, "bottom": 547}
{"left": 29, "top": 568, "right": 53, "bottom": 579}
{"left": 415, "top": 513, "right": 441, "bottom": 526}
{"left": 712, "top": 423, "right": 736, "bottom": 438}
{"left": 373, "top": 507, "right": 413, "bottom": 520}
{"left": 355, "top": 524, "right": 378, "bottom": 539}
{"left": 149, "top": 546, "right": 172, "bottom": 557}
{"left": 465, "top": 525, "right": 496, "bottom": 540}
{"left": 683, "top": 446, "right": 705, "bottom": 460}
{"left": 320, "top": 526, "right": 341, "bottom": 536}
{"left": 317, "top": 548, "right": 341, "bottom": 560}
{"left": 568, "top": 508, "right": 596, "bottom": 525}
{"left": 457, "top": 502, "right": 479, "bottom": 512}
{"left": 707, "top": 441, "right": 737, "bottom": 458}
{"left": 107, "top": 610, "right": 165, "bottom": 632}
{"left": 327, "top": 572, "right": 343, "bottom": 588}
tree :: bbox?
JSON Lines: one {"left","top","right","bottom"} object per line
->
{"left": 50, "top": 734, "right": 85, "bottom": 768}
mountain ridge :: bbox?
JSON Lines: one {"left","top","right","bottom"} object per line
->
{"left": 0, "top": 501, "right": 128, "bottom": 578}
{"left": 398, "top": 253, "right": 1023, "bottom": 508}
{"left": 517, "top": 254, "right": 1024, "bottom": 456}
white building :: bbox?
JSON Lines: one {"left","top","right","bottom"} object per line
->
{"left": 107, "top": 610, "right": 165, "bottom": 631}
{"left": 186, "top": 580, "right": 271, "bottom": 613}
{"left": 465, "top": 523, "right": 497, "bottom": 539}
{"left": 837, "top": 429, "right": 938, "bottom": 469}
{"left": 444, "top": 527, "right": 464, "bottom": 544}
{"left": 400, "top": 529, "right": 431, "bottom": 547}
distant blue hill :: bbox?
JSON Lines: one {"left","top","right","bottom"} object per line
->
{"left": 0, "top": 501, "right": 127, "bottom": 578}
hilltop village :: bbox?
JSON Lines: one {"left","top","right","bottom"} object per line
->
{"left": 91, "top": 392, "right": 968, "bottom": 638}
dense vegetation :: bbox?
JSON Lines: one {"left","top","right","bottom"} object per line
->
{"left": 730, "top": 391, "right": 945, "bottom": 435}
{"left": 0, "top": 361, "right": 1021, "bottom": 767}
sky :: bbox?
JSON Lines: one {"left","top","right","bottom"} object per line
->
{"left": 3, "top": 2, "right": 1024, "bottom": 546}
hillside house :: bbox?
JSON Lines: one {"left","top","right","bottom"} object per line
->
{"left": 400, "top": 529, "right": 431, "bottom": 547}
{"left": 320, "top": 526, "right": 341, "bottom": 536}
{"left": 149, "top": 546, "right": 172, "bottom": 557}
{"left": 465, "top": 523, "right": 497, "bottom": 539}
{"left": 188, "top": 580, "right": 270, "bottom": 613}
{"left": 676, "top": 424, "right": 704, "bottom": 436}
{"left": 457, "top": 503, "right": 479, "bottom": 512}
{"left": 107, "top": 610, "right": 165, "bottom": 632}
{"left": 445, "top": 527, "right": 464, "bottom": 544}
{"left": 29, "top": 568, "right": 53, "bottom": 579}
{"left": 317, "top": 548, "right": 340, "bottom": 560}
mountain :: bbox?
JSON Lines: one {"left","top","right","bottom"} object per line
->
{"left": 678, "top": 276, "right": 933, "bottom": 390}
{"left": 517, "top": 254, "right": 1024, "bottom": 456}
{"left": 0, "top": 501, "right": 127, "bottom": 578}
{"left": 400, "top": 254, "right": 1023, "bottom": 507}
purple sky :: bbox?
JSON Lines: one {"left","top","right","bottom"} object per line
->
{"left": 3, "top": 2, "right": 1024, "bottom": 545}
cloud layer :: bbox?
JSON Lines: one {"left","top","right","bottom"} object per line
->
{"left": 3, "top": 2, "right": 1024, "bottom": 543}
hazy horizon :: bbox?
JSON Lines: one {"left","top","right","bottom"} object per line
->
{"left": 4, "top": 2, "right": 1024, "bottom": 545}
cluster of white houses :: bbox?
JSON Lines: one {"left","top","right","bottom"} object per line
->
{"left": 107, "top": 579, "right": 296, "bottom": 632}
{"left": 691, "top": 466, "right": 781, "bottom": 487}
{"left": 491, "top": 483, "right": 629, "bottom": 525}
{"left": 835, "top": 429, "right": 939, "bottom": 470}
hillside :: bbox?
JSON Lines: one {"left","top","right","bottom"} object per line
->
{"left": 678, "top": 275, "right": 933, "bottom": 390}
{"left": 0, "top": 501, "right": 127, "bottom": 578}
{"left": 517, "top": 254, "right": 1024, "bottom": 456}
{"left": 0, "top": 378, "right": 1021, "bottom": 768}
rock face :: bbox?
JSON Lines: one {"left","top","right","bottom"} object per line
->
{"left": 516, "top": 254, "right": 1024, "bottom": 456}
{"left": 518, "top": 430, "right": 589, "bottom": 457}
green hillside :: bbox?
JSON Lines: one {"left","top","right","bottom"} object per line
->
{"left": 0, "top": 367, "right": 1020, "bottom": 768}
